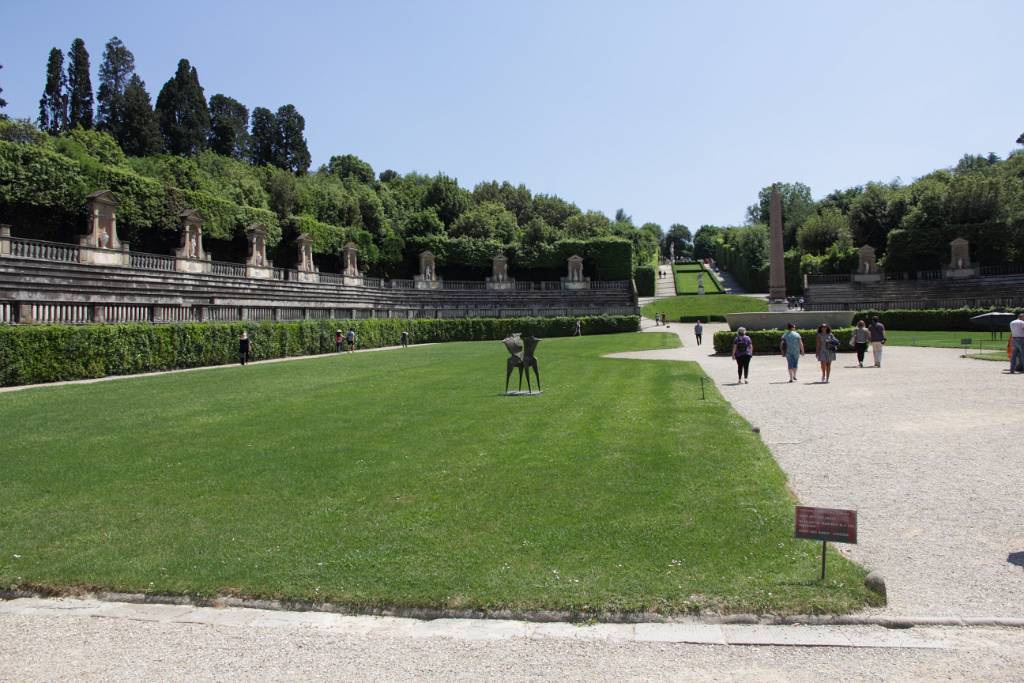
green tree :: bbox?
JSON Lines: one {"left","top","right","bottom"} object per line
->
{"left": 564, "top": 210, "right": 612, "bottom": 238}
{"left": 265, "top": 169, "right": 298, "bottom": 218}
{"left": 746, "top": 182, "right": 814, "bottom": 250}
{"left": 327, "top": 154, "right": 374, "bottom": 183}
{"left": 531, "top": 193, "right": 580, "bottom": 228}
{"left": 796, "top": 208, "right": 852, "bottom": 254}
{"left": 450, "top": 202, "right": 519, "bottom": 241}
{"left": 38, "top": 47, "right": 67, "bottom": 134}
{"left": 664, "top": 223, "right": 692, "bottom": 255}
{"left": 403, "top": 207, "right": 445, "bottom": 237}
{"left": 117, "top": 74, "right": 162, "bottom": 156}
{"left": 66, "top": 38, "right": 93, "bottom": 129}
{"left": 96, "top": 36, "right": 135, "bottom": 132}
{"left": 379, "top": 169, "right": 400, "bottom": 183}
{"left": 424, "top": 174, "right": 471, "bottom": 226}
{"left": 692, "top": 225, "right": 723, "bottom": 259}
{"left": 274, "top": 104, "right": 311, "bottom": 174}
{"left": 249, "top": 106, "right": 276, "bottom": 166}
{"left": 156, "top": 59, "right": 210, "bottom": 155}
{"left": 848, "top": 182, "right": 904, "bottom": 251}
{"left": 472, "top": 180, "right": 533, "bottom": 224}
{"left": 1017, "top": 132, "right": 1023, "bottom": 145}
{"left": 208, "top": 94, "right": 249, "bottom": 159}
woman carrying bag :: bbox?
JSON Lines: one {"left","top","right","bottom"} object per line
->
{"left": 815, "top": 323, "right": 839, "bottom": 383}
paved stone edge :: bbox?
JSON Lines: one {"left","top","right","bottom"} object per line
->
{"left": 2, "top": 589, "right": 1022, "bottom": 629}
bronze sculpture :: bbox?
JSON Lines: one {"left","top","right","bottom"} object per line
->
{"left": 503, "top": 333, "right": 541, "bottom": 394}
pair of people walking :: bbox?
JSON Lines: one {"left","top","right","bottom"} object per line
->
{"left": 733, "top": 322, "right": 839, "bottom": 384}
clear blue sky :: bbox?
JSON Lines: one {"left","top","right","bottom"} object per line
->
{"left": 2, "top": 0, "right": 1022, "bottom": 229}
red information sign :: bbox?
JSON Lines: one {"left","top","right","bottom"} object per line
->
{"left": 795, "top": 506, "right": 857, "bottom": 544}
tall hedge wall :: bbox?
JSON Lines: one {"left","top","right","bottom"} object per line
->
{"left": 712, "top": 327, "right": 855, "bottom": 355}
{"left": 852, "top": 308, "right": 1024, "bottom": 331}
{"left": 634, "top": 265, "right": 656, "bottom": 296}
{"left": 0, "top": 315, "right": 639, "bottom": 387}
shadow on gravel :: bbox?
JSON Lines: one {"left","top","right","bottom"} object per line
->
{"left": 1008, "top": 551, "right": 1024, "bottom": 569}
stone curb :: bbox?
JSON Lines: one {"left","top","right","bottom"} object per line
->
{"left": 3, "top": 589, "right": 1023, "bottom": 629}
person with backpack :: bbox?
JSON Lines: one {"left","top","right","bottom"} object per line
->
{"left": 238, "top": 331, "right": 252, "bottom": 366}
{"left": 869, "top": 316, "right": 887, "bottom": 367}
{"left": 849, "top": 320, "right": 870, "bottom": 367}
{"left": 731, "top": 326, "right": 754, "bottom": 384}
{"left": 780, "top": 322, "right": 805, "bottom": 383}
{"left": 815, "top": 323, "right": 840, "bottom": 383}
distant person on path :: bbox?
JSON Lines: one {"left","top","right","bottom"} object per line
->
{"left": 732, "top": 326, "right": 753, "bottom": 384}
{"left": 238, "top": 331, "right": 252, "bottom": 366}
{"left": 335, "top": 329, "right": 344, "bottom": 353}
{"left": 1010, "top": 313, "right": 1024, "bottom": 374}
{"left": 798, "top": 296, "right": 805, "bottom": 310}
{"left": 781, "top": 322, "right": 805, "bottom": 382}
{"left": 815, "top": 323, "right": 839, "bottom": 383}
{"left": 573, "top": 319, "right": 582, "bottom": 336}
{"left": 850, "top": 320, "right": 870, "bottom": 367}
{"left": 694, "top": 320, "right": 703, "bottom": 346}
{"left": 400, "top": 330, "right": 410, "bottom": 348}
{"left": 869, "top": 316, "right": 887, "bottom": 367}
{"left": 346, "top": 327, "right": 357, "bottom": 353}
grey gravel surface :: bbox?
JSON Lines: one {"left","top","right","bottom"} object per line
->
{"left": 615, "top": 322, "right": 1024, "bottom": 619}
{"left": 2, "top": 612, "right": 1024, "bottom": 682}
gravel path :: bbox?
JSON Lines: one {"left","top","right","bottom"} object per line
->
{"left": 613, "top": 322, "right": 1024, "bottom": 618}
{"left": 2, "top": 611, "right": 1023, "bottom": 681}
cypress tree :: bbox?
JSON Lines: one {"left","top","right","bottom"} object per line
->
{"left": 0, "top": 65, "right": 7, "bottom": 118}
{"left": 66, "top": 38, "right": 94, "bottom": 129}
{"left": 38, "top": 48, "right": 67, "bottom": 133}
{"left": 155, "top": 58, "right": 210, "bottom": 155}
{"left": 208, "top": 94, "right": 250, "bottom": 159}
{"left": 274, "top": 104, "right": 311, "bottom": 174}
{"left": 117, "top": 74, "right": 162, "bottom": 156}
{"left": 249, "top": 106, "right": 277, "bottom": 166}
{"left": 96, "top": 36, "right": 136, "bottom": 132}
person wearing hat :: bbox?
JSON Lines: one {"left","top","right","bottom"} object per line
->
{"left": 239, "top": 331, "right": 252, "bottom": 366}
{"left": 335, "top": 329, "right": 344, "bottom": 353}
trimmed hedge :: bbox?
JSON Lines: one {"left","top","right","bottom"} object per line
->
{"left": 0, "top": 315, "right": 639, "bottom": 387}
{"left": 713, "top": 327, "right": 854, "bottom": 355}
{"left": 680, "top": 315, "right": 727, "bottom": 323}
{"left": 852, "top": 308, "right": 1024, "bottom": 331}
{"left": 635, "top": 265, "right": 656, "bottom": 296}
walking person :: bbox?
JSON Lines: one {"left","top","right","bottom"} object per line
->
{"left": 345, "top": 327, "right": 357, "bottom": 353}
{"left": 815, "top": 323, "right": 839, "bottom": 383}
{"left": 573, "top": 319, "right": 582, "bottom": 336}
{"left": 400, "top": 330, "right": 410, "bottom": 348}
{"left": 335, "top": 329, "right": 344, "bottom": 353}
{"left": 1010, "top": 313, "right": 1024, "bottom": 374}
{"left": 238, "top": 330, "right": 252, "bottom": 366}
{"left": 780, "top": 322, "right": 805, "bottom": 382}
{"left": 732, "top": 326, "right": 753, "bottom": 384}
{"left": 850, "top": 319, "right": 870, "bottom": 367}
{"left": 694, "top": 320, "right": 703, "bottom": 346}
{"left": 869, "top": 316, "right": 887, "bottom": 367}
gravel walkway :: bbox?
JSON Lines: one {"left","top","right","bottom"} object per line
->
{"left": 612, "top": 321, "right": 1024, "bottom": 618}
{"left": 2, "top": 611, "right": 1023, "bottom": 681}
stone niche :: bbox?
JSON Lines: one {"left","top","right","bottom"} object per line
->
{"left": 414, "top": 250, "right": 441, "bottom": 289}
{"left": 486, "top": 253, "right": 514, "bottom": 290}
{"left": 245, "top": 224, "right": 273, "bottom": 279}
{"left": 853, "top": 244, "right": 881, "bottom": 283}
{"left": 174, "top": 209, "right": 211, "bottom": 273}
{"left": 943, "top": 237, "right": 978, "bottom": 279}
{"left": 342, "top": 241, "right": 362, "bottom": 284}
{"left": 295, "top": 233, "right": 319, "bottom": 283}
{"left": 561, "top": 254, "right": 590, "bottom": 290}
{"left": 80, "top": 190, "right": 130, "bottom": 266}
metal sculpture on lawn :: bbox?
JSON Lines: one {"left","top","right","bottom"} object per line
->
{"left": 503, "top": 333, "right": 541, "bottom": 394}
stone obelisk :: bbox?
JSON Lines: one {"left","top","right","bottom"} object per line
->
{"left": 768, "top": 184, "right": 787, "bottom": 311}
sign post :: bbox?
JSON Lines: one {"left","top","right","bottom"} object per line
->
{"left": 795, "top": 506, "right": 857, "bottom": 581}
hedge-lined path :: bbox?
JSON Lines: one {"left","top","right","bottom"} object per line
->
{"left": 612, "top": 322, "right": 1024, "bottom": 619}
{"left": 637, "top": 265, "right": 676, "bottom": 307}
{"left": 0, "top": 342, "right": 426, "bottom": 394}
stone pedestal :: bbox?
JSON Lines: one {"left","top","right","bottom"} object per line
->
{"left": 79, "top": 190, "right": 131, "bottom": 266}
{"left": 17, "top": 302, "right": 34, "bottom": 324}
{"left": 768, "top": 300, "right": 789, "bottom": 312}
{"left": 343, "top": 242, "right": 360, "bottom": 278}
{"left": 944, "top": 238, "right": 978, "bottom": 278}
{"left": 943, "top": 267, "right": 978, "bottom": 279}
{"left": 486, "top": 278, "right": 515, "bottom": 290}
{"left": 561, "top": 278, "right": 590, "bottom": 290}
{"left": 81, "top": 244, "right": 131, "bottom": 266}
{"left": 0, "top": 224, "right": 11, "bottom": 255}
{"left": 853, "top": 272, "right": 882, "bottom": 283}
{"left": 296, "top": 270, "right": 320, "bottom": 283}
{"left": 342, "top": 275, "right": 363, "bottom": 286}
{"left": 414, "top": 277, "right": 442, "bottom": 290}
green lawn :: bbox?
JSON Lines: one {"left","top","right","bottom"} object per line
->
{"left": 643, "top": 294, "right": 768, "bottom": 322}
{"left": 883, "top": 330, "right": 1009, "bottom": 351}
{"left": 674, "top": 264, "right": 724, "bottom": 295}
{"left": 0, "top": 333, "right": 877, "bottom": 615}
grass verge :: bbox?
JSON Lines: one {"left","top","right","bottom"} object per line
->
{"left": 0, "top": 333, "right": 879, "bottom": 615}
{"left": 643, "top": 294, "right": 768, "bottom": 323}
{"left": 673, "top": 264, "right": 724, "bottom": 295}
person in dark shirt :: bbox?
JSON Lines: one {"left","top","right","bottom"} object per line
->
{"left": 346, "top": 327, "right": 357, "bottom": 353}
{"left": 239, "top": 331, "right": 252, "bottom": 366}
{"left": 400, "top": 330, "right": 410, "bottom": 348}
